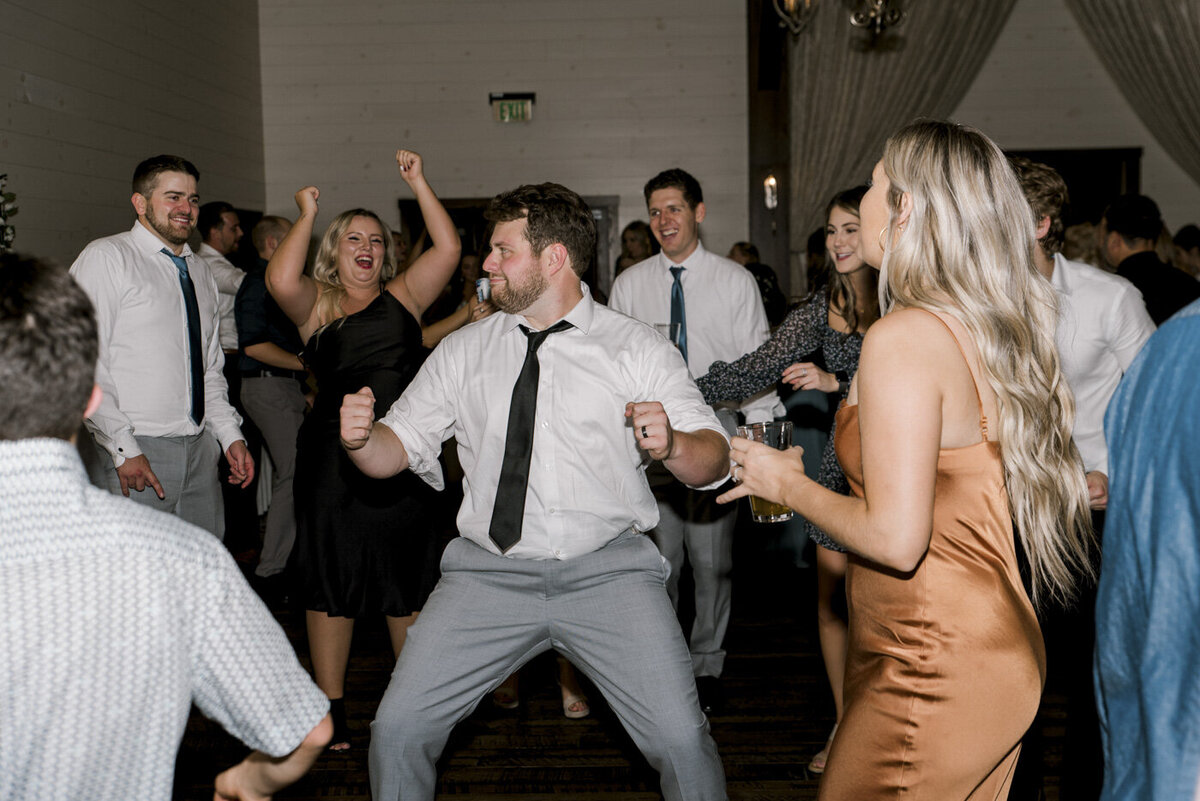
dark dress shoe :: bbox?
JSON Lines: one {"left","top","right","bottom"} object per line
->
{"left": 695, "top": 676, "right": 724, "bottom": 716}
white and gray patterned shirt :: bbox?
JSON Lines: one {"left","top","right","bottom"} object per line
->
{"left": 0, "top": 438, "right": 328, "bottom": 801}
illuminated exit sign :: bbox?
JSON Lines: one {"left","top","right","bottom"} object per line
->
{"left": 490, "top": 92, "right": 535, "bottom": 123}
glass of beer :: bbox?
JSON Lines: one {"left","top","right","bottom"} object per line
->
{"left": 735, "top": 421, "right": 794, "bottom": 523}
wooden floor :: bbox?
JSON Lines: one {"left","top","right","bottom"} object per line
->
{"left": 172, "top": 524, "right": 1071, "bottom": 800}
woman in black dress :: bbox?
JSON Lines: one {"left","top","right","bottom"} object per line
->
{"left": 267, "top": 150, "right": 465, "bottom": 749}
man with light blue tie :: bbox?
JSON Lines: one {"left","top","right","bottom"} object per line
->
{"left": 610, "top": 168, "right": 783, "bottom": 714}
{"left": 71, "top": 155, "right": 253, "bottom": 538}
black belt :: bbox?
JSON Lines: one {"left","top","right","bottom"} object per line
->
{"left": 242, "top": 368, "right": 306, "bottom": 380}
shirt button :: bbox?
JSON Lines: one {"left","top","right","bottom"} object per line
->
{"left": 554, "top": 549, "right": 563, "bottom": 558}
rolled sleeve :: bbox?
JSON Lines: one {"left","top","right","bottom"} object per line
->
{"left": 641, "top": 334, "right": 730, "bottom": 490}
{"left": 377, "top": 344, "right": 457, "bottom": 491}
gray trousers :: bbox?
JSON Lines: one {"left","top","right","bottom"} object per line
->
{"left": 90, "top": 432, "right": 223, "bottom": 538}
{"left": 368, "top": 533, "right": 727, "bottom": 801}
{"left": 653, "top": 492, "right": 736, "bottom": 678}
{"left": 241, "top": 376, "right": 305, "bottom": 577}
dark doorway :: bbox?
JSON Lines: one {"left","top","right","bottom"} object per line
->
{"left": 1006, "top": 147, "right": 1142, "bottom": 225}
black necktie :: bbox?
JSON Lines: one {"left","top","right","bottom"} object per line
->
{"left": 670, "top": 265, "right": 688, "bottom": 364}
{"left": 162, "top": 248, "right": 205, "bottom": 425}
{"left": 489, "top": 320, "right": 573, "bottom": 553}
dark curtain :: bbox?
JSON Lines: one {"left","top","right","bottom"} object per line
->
{"left": 1063, "top": 0, "right": 1200, "bottom": 189}
{"left": 788, "top": 0, "right": 1018, "bottom": 292}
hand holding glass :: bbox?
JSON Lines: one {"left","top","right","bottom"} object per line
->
{"left": 735, "top": 421, "right": 794, "bottom": 523}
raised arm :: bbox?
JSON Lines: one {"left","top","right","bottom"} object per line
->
{"left": 265, "top": 187, "right": 321, "bottom": 329}
{"left": 387, "top": 150, "right": 461, "bottom": 317}
{"left": 720, "top": 312, "right": 943, "bottom": 571}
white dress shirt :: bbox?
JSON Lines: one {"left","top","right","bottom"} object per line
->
{"left": 1051, "top": 252, "right": 1155, "bottom": 476}
{"left": 608, "top": 243, "right": 784, "bottom": 424}
{"left": 197, "top": 242, "right": 245, "bottom": 352}
{"left": 71, "top": 222, "right": 244, "bottom": 465}
{"left": 379, "top": 288, "right": 728, "bottom": 560}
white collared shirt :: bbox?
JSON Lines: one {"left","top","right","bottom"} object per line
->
{"left": 608, "top": 242, "right": 784, "bottom": 424}
{"left": 70, "top": 222, "right": 244, "bottom": 465}
{"left": 196, "top": 242, "right": 244, "bottom": 352}
{"left": 379, "top": 288, "right": 728, "bottom": 560}
{"left": 1051, "top": 252, "right": 1155, "bottom": 476}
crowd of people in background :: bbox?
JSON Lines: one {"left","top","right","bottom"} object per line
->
{"left": 3, "top": 117, "right": 1200, "bottom": 801}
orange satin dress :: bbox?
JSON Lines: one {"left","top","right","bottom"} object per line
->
{"left": 821, "top": 315, "right": 1045, "bottom": 801}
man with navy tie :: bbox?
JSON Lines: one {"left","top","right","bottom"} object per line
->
{"left": 71, "top": 155, "right": 253, "bottom": 537}
{"left": 610, "top": 168, "right": 782, "bottom": 714}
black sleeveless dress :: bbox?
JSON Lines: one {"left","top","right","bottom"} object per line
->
{"left": 290, "top": 291, "right": 442, "bottom": 618}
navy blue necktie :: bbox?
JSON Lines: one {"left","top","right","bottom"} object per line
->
{"left": 669, "top": 266, "right": 688, "bottom": 364}
{"left": 161, "top": 248, "right": 205, "bottom": 425}
{"left": 489, "top": 320, "right": 573, "bottom": 553}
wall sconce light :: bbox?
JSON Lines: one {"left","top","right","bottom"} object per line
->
{"left": 772, "top": 0, "right": 818, "bottom": 36}
{"left": 850, "top": 0, "right": 906, "bottom": 39}
{"left": 764, "top": 175, "right": 779, "bottom": 210}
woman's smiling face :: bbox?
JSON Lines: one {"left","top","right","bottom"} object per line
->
{"left": 336, "top": 215, "right": 387, "bottom": 288}
{"left": 826, "top": 205, "right": 864, "bottom": 275}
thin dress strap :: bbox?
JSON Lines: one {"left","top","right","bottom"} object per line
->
{"left": 912, "top": 308, "right": 989, "bottom": 442}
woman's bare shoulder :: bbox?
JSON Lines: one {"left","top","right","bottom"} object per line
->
{"left": 861, "top": 307, "right": 953, "bottom": 357}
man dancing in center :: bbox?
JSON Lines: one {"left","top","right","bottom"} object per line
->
{"left": 339, "top": 183, "right": 730, "bottom": 801}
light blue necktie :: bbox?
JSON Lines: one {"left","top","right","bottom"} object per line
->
{"left": 161, "top": 248, "right": 205, "bottom": 425}
{"left": 669, "top": 265, "right": 688, "bottom": 364}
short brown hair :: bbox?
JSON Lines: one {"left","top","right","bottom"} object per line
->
{"left": 485, "top": 183, "right": 596, "bottom": 277}
{"left": 252, "top": 215, "right": 291, "bottom": 255}
{"left": 1009, "top": 157, "right": 1068, "bottom": 255}
{"left": 0, "top": 254, "right": 98, "bottom": 440}
{"left": 132, "top": 154, "right": 199, "bottom": 198}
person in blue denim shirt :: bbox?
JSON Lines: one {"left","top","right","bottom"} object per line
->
{"left": 1098, "top": 297, "right": 1200, "bottom": 801}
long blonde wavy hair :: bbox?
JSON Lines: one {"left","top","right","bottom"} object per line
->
{"left": 311, "top": 208, "right": 396, "bottom": 329}
{"left": 878, "top": 119, "right": 1094, "bottom": 608}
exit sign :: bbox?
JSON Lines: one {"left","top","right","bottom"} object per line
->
{"left": 490, "top": 92, "right": 536, "bottom": 123}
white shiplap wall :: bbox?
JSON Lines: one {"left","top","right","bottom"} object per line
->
{"left": 0, "top": 0, "right": 264, "bottom": 265}
{"left": 258, "top": 0, "right": 750, "bottom": 261}
{"left": 951, "top": 0, "right": 1200, "bottom": 229}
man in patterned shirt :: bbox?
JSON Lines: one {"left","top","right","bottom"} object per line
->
{"left": 0, "top": 254, "right": 331, "bottom": 800}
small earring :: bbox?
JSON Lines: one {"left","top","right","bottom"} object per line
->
{"left": 877, "top": 226, "right": 889, "bottom": 252}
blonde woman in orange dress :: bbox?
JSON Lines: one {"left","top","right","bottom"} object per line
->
{"left": 721, "top": 120, "right": 1094, "bottom": 799}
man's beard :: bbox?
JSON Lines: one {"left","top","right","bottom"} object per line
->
{"left": 493, "top": 270, "right": 547, "bottom": 314}
{"left": 146, "top": 205, "right": 194, "bottom": 246}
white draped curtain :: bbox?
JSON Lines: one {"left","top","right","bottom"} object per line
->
{"left": 787, "top": 1, "right": 1018, "bottom": 292}
{"left": 1063, "top": 0, "right": 1200, "bottom": 188}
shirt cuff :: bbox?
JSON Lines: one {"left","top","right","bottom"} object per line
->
{"left": 106, "top": 430, "right": 142, "bottom": 467}
{"left": 210, "top": 423, "right": 246, "bottom": 455}
{"left": 379, "top": 418, "right": 445, "bottom": 492}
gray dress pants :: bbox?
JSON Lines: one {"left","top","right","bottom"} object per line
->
{"left": 369, "top": 532, "right": 727, "bottom": 801}
{"left": 240, "top": 376, "right": 305, "bottom": 576}
{"left": 91, "top": 432, "right": 223, "bottom": 538}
